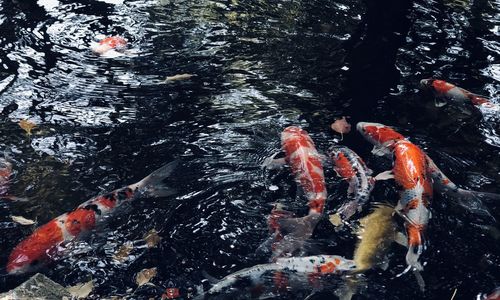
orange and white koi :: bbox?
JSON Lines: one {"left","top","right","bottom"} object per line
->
{"left": 420, "top": 78, "right": 499, "bottom": 111}
{"left": 199, "top": 255, "right": 355, "bottom": 298}
{"left": 330, "top": 146, "right": 375, "bottom": 223}
{"left": 262, "top": 126, "right": 326, "bottom": 259}
{"left": 90, "top": 36, "right": 127, "bottom": 56}
{"left": 390, "top": 140, "right": 432, "bottom": 271}
{"left": 6, "top": 160, "right": 178, "bottom": 275}
{"left": 357, "top": 122, "right": 500, "bottom": 204}
{"left": 356, "top": 122, "right": 431, "bottom": 270}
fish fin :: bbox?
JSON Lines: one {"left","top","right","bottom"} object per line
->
{"left": 347, "top": 181, "right": 356, "bottom": 195}
{"left": 394, "top": 231, "right": 409, "bottom": 247}
{"left": 132, "top": 160, "right": 179, "bottom": 198}
{"left": 455, "top": 188, "right": 500, "bottom": 204}
{"left": 413, "top": 269, "right": 426, "bottom": 292}
{"left": 201, "top": 270, "right": 220, "bottom": 284}
{"left": 1, "top": 195, "right": 29, "bottom": 202}
{"left": 371, "top": 146, "right": 389, "bottom": 156}
{"left": 271, "top": 214, "right": 321, "bottom": 259}
{"left": 329, "top": 213, "right": 344, "bottom": 227}
{"left": 470, "top": 224, "right": 500, "bottom": 240}
{"left": 374, "top": 170, "right": 394, "bottom": 181}
{"left": 434, "top": 98, "right": 448, "bottom": 107}
{"left": 261, "top": 152, "right": 286, "bottom": 170}
{"left": 100, "top": 49, "right": 125, "bottom": 58}
{"left": 406, "top": 244, "right": 424, "bottom": 271}
{"left": 443, "top": 189, "right": 497, "bottom": 223}
{"left": 379, "top": 256, "right": 390, "bottom": 271}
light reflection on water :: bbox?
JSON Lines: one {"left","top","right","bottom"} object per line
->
{"left": 0, "top": 0, "right": 498, "bottom": 299}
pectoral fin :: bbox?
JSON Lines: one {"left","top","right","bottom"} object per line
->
{"left": 262, "top": 152, "right": 286, "bottom": 170}
{"left": 374, "top": 170, "right": 395, "bottom": 181}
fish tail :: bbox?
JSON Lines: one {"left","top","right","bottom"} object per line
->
{"left": 270, "top": 213, "right": 321, "bottom": 259}
{"left": 131, "top": 160, "right": 180, "bottom": 198}
{"left": 455, "top": 188, "right": 500, "bottom": 204}
{"left": 406, "top": 225, "right": 424, "bottom": 271}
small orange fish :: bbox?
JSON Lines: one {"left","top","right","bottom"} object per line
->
{"left": 420, "top": 78, "right": 498, "bottom": 109}
{"left": 91, "top": 36, "right": 127, "bottom": 55}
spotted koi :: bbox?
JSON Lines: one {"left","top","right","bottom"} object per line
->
{"left": 199, "top": 255, "right": 355, "bottom": 298}
{"left": 330, "top": 146, "right": 375, "bottom": 223}
{"left": 7, "top": 160, "right": 178, "bottom": 275}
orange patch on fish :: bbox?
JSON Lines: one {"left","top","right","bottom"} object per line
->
{"left": 392, "top": 141, "right": 428, "bottom": 190}
{"left": 432, "top": 79, "right": 454, "bottom": 94}
{"left": 99, "top": 36, "right": 127, "bottom": 49}
{"left": 65, "top": 208, "right": 96, "bottom": 236}
{"left": 333, "top": 152, "right": 356, "bottom": 179}
{"left": 364, "top": 126, "right": 405, "bottom": 145}
{"left": 7, "top": 219, "right": 64, "bottom": 273}
{"left": 319, "top": 261, "right": 336, "bottom": 274}
{"left": 407, "top": 224, "right": 424, "bottom": 246}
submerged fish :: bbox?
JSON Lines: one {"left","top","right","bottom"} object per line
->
{"left": 262, "top": 126, "right": 327, "bottom": 259}
{"left": 90, "top": 36, "right": 128, "bottom": 56}
{"left": 329, "top": 146, "right": 375, "bottom": 225}
{"left": 420, "top": 78, "right": 499, "bottom": 111}
{"left": 353, "top": 204, "right": 398, "bottom": 272}
{"left": 7, "top": 161, "right": 178, "bottom": 275}
{"left": 199, "top": 255, "right": 355, "bottom": 299}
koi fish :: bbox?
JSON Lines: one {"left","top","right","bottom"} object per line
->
{"left": 329, "top": 146, "right": 375, "bottom": 225}
{"left": 483, "top": 287, "right": 500, "bottom": 300}
{"left": 352, "top": 203, "right": 400, "bottom": 272}
{"left": 390, "top": 140, "right": 432, "bottom": 271}
{"left": 90, "top": 36, "right": 127, "bottom": 56}
{"left": 198, "top": 255, "right": 355, "bottom": 299}
{"left": 357, "top": 122, "right": 500, "bottom": 206}
{"left": 356, "top": 123, "right": 432, "bottom": 270}
{"left": 6, "top": 160, "right": 178, "bottom": 275}
{"left": 420, "top": 78, "right": 499, "bottom": 110}
{"left": 261, "top": 126, "right": 326, "bottom": 259}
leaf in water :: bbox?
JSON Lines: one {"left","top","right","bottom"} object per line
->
{"left": 113, "top": 242, "right": 134, "bottom": 263}
{"left": 135, "top": 267, "right": 157, "bottom": 287}
{"left": 11, "top": 215, "right": 35, "bottom": 225}
{"left": 67, "top": 280, "right": 94, "bottom": 299}
{"left": 19, "top": 119, "right": 37, "bottom": 135}
{"left": 143, "top": 229, "right": 161, "bottom": 248}
{"left": 164, "top": 73, "right": 195, "bottom": 82}
{"left": 331, "top": 117, "right": 351, "bottom": 134}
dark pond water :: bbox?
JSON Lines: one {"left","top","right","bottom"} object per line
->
{"left": 0, "top": 0, "right": 499, "bottom": 299}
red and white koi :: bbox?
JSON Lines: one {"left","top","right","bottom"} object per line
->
{"left": 262, "top": 126, "right": 326, "bottom": 259}
{"left": 420, "top": 78, "right": 499, "bottom": 111}
{"left": 357, "top": 122, "right": 500, "bottom": 203}
{"left": 90, "top": 35, "right": 128, "bottom": 57}
{"left": 330, "top": 146, "right": 375, "bottom": 223}
{"left": 6, "top": 160, "right": 178, "bottom": 275}
{"left": 199, "top": 255, "right": 355, "bottom": 298}
{"left": 356, "top": 122, "right": 432, "bottom": 271}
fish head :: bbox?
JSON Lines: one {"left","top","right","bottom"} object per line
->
{"left": 330, "top": 147, "right": 356, "bottom": 178}
{"left": 419, "top": 78, "right": 435, "bottom": 90}
{"left": 281, "top": 126, "right": 308, "bottom": 139}
{"left": 7, "top": 242, "right": 50, "bottom": 275}
{"left": 356, "top": 122, "right": 405, "bottom": 148}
